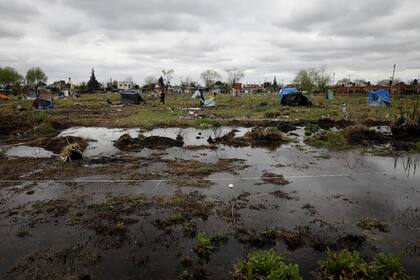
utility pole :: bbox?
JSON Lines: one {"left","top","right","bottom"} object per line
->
{"left": 390, "top": 64, "right": 396, "bottom": 94}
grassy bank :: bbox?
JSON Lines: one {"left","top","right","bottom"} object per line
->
{"left": 0, "top": 93, "right": 418, "bottom": 133}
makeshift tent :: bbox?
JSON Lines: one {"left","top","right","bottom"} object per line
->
{"left": 279, "top": 87, "right": 299, "bottom": 103}
{"left": 203, "top": 99, "right": 216, "bottom": 107}
{"left": 368, "top": 90, "right": 391, "bottom": 107}
{"left": 120, "top": 90, "right": 145, "bottom": 104}
{"left": 280, "top": 93, "right": 312, "bottom": 106}
{"left": 0, "top": 93, "right": 9, "bottom": 101}
{"left": 280, "top": 87, "right": 299, "bottom": 96}
{"left": 33, "top": 93, "right": 54, "bottom": 109}
{"left": 279, "top": 88, "right": 312, "bottom": 106}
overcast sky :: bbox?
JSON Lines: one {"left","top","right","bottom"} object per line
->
{"left": 1, "top": 0, "right": 420, "bottom": 85}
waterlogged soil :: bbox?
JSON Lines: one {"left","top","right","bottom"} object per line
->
{"left": 0, "top": 127, "right": 420, "bottom": 279}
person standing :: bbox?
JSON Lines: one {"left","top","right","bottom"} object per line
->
{"left": 158, "top": 76, "right": 165, "bottom": 104}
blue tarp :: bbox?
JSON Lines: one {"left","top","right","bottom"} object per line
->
{"left": 280, "top": 87, "right": 299, "bottom": 96}
{"left": 368, "top": 90, "right": 391, "bottom": 107}
{"left": 279, "top": 87, "right": 299, "bottom": 103}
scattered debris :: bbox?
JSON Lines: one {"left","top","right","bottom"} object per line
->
{"left": 357, "top": 218, "right": 389, "bottom": 232}
{"left": 60, "top": 143, "right": 83, "bottom": 162}
{"left": 262, "top": 172, "right": 290, "bottom": 185}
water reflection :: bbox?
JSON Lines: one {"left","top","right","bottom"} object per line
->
{"left": 394, "top": 155, "right": 420, "bottom": 177}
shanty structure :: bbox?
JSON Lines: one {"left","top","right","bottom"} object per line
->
{"left": 368, "top": 90, "right": 391, "bottom": 107}
{"left": 120, "top": 90, "right": 145, "bottom": 104}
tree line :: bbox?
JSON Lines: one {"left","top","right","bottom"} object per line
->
{"left": 0, "top": 66, "right": 48, "bottom": 89}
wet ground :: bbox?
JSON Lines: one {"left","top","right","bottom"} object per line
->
{"left": 1, "top": 126, "right": 419, "bottom": 279}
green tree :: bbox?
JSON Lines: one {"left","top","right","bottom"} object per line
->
{"left": 86, "top": 68, "right": 100, "bottom": 92}
{"left": 0, "top": 66, "right": 23, "bottom": 87}
{"left": 312, "top": 67, "right": 331, "bottom": 92}
{"left": 294, "top": 67, "right": 331, "bottom": 92}
{"left": 26, "top": 67, "right": 48, "bottom": 89}
{"left": 294, "top": 70, "right": 313, "bottom": 91}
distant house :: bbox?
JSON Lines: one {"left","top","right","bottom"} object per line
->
{"left": 214, "top": 85, "right": 227, "bottom": 94}
{"left": 232, "top": 83, "right": 242, "bottom": 96}
{"left": 52, "top": 80, "right": 66, "bottom": 91}
{"left": 118, "top": 81, "right": 135, "bottom": 91}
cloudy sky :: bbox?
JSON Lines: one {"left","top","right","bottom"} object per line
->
{"left": 1, "top": 0, "right": 420, "bottom": 85}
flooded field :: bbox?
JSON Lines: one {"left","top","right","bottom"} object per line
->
{"left": 1, "top": 126, "right": 419, "bottom": 279}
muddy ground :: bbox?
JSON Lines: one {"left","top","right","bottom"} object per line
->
{"left": 0, "top": 124, "right": 419, "bottom": 279}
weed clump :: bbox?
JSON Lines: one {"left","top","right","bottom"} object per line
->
{"left": 391, "top": 105, "right": 420, "bottom": 139}
{"left": 319, "top": 249, "right": 369, "bottom": 279}
{"left": 342, "top": 125, "right": 387, "bottom": 145}
{"left": 319, "top": 249, "right": 413, "bottom": 280}
{"left": 357, "top": 218, "right": 389, "bottom": 232}
{"left": 193, "top": 232, "right": 228, "bottom": 260}
{"left": 234, "top": 249, "right": 302, "bottom": 280}
{"left": 305, "top": 130, "right": 348, "bottom": 150}
{"left": 262, "top": 172, "right": 290, "bottom": 186}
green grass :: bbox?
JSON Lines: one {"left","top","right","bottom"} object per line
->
{"left": 234, "top": 249, "right": 302, "bottom": 280}
{"left": 416, "top": 141, "right": 420, "bottom": 152}
{"left": 305, "top": 130, "right": 350, "bottom": 150}
{"left": 319, "top": 249, "right": 413, "bottom": 280}
{"left": 1, "top": 93, "right": 419, "bottom": 130}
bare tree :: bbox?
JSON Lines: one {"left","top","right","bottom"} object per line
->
{"left": 226, "top": 68, "right": 244, "bottom": 85}
{"left": 162, "top": 69, "right": 174, "bottom": 91}
{"left": 144, "top": 75, "right": 157, "bottom": 88}
{"left": 201, "top": 69, "right": 221, "bottom": 89}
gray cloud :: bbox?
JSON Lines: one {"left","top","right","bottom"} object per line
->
{"left": 0, "top": 0, "right": 419, "bottom": 84}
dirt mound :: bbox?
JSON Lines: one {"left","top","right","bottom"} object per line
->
{"left": 209, "top": 128, "right": 291, "bottom": 149}
{"left": 391, "top": 107, "right": 420, "bottom": 140}
{"left": 277, "top": 123, "right": 297, "bottom": 133}
{"left": 0, "top": 117, "right": 32, "bottom": 136}
{"left": 115, "top": 134, "right": 184, "bottom": 151}
{"left": 29, "top": 136, "right": 89, "bottom": 154}
{"left": 343, "top": 125, "right": 389, "bottom": 145}
{"left": 262, "top": 172, "right": 290, "bottom": 185}
{"left": 318, "top": 118, "right": 354, "bottom": 129}
{"left": 208, "top": 130, "right": 248, "bottom": 147}
{"left": 142, "top": 135, "right": 184, "bottom": 149}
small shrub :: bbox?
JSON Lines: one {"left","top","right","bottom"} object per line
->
{"left": 16, "top": 229, "right": 31, "bottom": 238}
{"left": 34, "top": 122, "right": 56, "bottom": 136}
{"left": 305, "top": 130, "right": 348, "bottom": 150}
{"left": 369, "top": 253, "right": 413, "bottom": 280}
{"left": 318, "top": 249, "right": 369, "bottom": 279}
{"left": 342, "top": 125, "right": 387, "bottom": 145}
{"left": 244, "top": 127, "right": 290, "bottom": 143}
{"left": 391, "top": 104, "right": 420, "bottom": 139}
{"left": 194, "top": 233, "right": 215, "bottom": 259}
{"left": 183, "top": 223, "right": 197, "bottom": 238}
{"left": 234, "top": 249, "right": 302, "bottom": 280}
{"left": 357, "top": 218, "right": 389, "bottom": 232}
{"left": 319, "top": 249, "right": 414, "bottom": 280}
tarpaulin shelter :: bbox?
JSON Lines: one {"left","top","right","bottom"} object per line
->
{"left": 280, "top": 87, "right": 299, "bottom": 96}
{"left": 279, "top": 87, "right": 299, "bottom": 102}
{"left": 33, "top": 93, "right": 54, "bottom": 109}
{"left": 120, "top": 90, "right": 145, "bottom": 104}
{"left": 279, "top": 87, "right": 312, "bottom": 106}
{"left": 368, "top": 89, "right": 391, "bottom": 107}
{"left": 0, "top": 93, "right": 9, "bottom": 101}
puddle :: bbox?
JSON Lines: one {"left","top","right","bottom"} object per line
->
{"left": 5, "top": 146, "right": 55, "bottom": 158}
{"left": 57, "top": 126, "right": 252, "bottom": 157}
{"left": 58, "top": 127, "right": 140, "bottom": 157}
{"left": 1, "top": 129, "right": 420, "bottom": 279}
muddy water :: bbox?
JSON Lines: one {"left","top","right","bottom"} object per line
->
{"left": 0, "top": 126, "right": 419, "bottom": 279}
